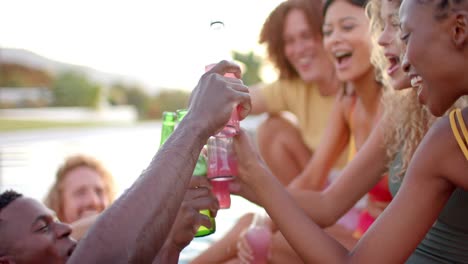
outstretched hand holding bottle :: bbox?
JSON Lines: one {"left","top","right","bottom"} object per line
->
{"left": 188, "top": 60, "right": 251, "bottom": 137}
{"left": 237, "top": 212, "right": 273, "bottom": 264}
{"left": 230, "top": 129, "right": 276, "bottom": 203}
{"left": 165, "top": 175, "right": 219, "bottom": 251}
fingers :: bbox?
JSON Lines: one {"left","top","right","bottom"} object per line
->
{"left": 237, "top": 230, "right": 254, "bottom": 263}
{"left": 228, "top": 178, "right": 242, "bottom": 194}
{"left": 183, "top": 188, "right": 220, "bottom": 215}
{"left": 234, "top": 91, "right": 252, "bottom": 121}
{"left": 189, "top": 176, "right": 211, "bottom": 189}
{"left": 208, "top": 60, "right": 242, "bottom": 79}
{"left": 234, "top": 129, "right": 255, "bottom": 159}
{"left": 197, "top": 213, "right": 213, "bottom": 229}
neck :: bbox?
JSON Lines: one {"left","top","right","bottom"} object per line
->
{"left": 348, "top": 68, "right": 382, "bottom": 111}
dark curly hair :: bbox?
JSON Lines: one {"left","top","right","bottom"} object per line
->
{"left": 0, "top": 190, "right": 23, "bottom": 213}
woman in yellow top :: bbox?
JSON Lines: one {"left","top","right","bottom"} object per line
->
{"left": 249, "top": 0, "right": 341, "bottom": 186}
{"left": 232, "top": 0, "right": 468, "bottom": 261}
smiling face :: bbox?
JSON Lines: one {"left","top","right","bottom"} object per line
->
{"left": 61, "top": 166, "right": 109, "bottom": 223}
{"left": 0, "top": 198, "right": 76, "bottom": 264}
{"left": 377, "top": 0, "right": 411, "bottom": 90}
{"left": 323, "top": 0, "right": 374, "bottom": 82}
{"left": 400, "top": 0, "right": 468, "bottom": 116}
{"left": 283, "top": 8, "right": 332, "bottom": 82}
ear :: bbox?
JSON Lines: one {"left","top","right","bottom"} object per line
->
{"left": 452, "top": 12, "right": 468, "bottom": 48}
{"left": 0, "top": 255, "right": 15, "bottom": 264}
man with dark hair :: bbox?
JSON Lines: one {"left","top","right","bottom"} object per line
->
{"left": 0, "top": 190, "right": 76, "bottom": 264}
{"left": 0, "top": 61, "right": 251, "bottom": 263}
{"left": 0, "top": 190, "right": 22, "bottom": 211}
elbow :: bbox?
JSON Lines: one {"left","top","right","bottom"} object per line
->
{"left": 316, "top": 199, "right": 342, "bottom": 228}
{"left": 320, "top": 212, "right": 339, "bottom": 228}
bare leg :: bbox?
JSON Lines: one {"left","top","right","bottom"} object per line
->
{"left": 190, "top": 213, "right": 254, "bottom": 264}
{"left": 257, "top": 115, "right": 312, "bottom": 186}
{"left": 269, "top": 231, "right": 304, "bottom": 264}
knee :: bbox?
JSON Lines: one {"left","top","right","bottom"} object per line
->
{"left": 257, "top": 116, "right": 290, "bottom": 142}
{"left": 257, "top": 115, "right": 300, "bottom": 146}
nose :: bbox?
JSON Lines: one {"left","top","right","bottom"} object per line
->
{"left": 401, "top": 51, "right": 410, "bottom": 73}
{"left": 327, "top": 30, "right": 343, "bottom": 46}
{"left": 291, "top": 39, "right": 307, "bottom": 55}
{"left": 85, "top": 190, "right": 102, "bottom": 210}
{"left": 377, "top": 28, "right": 391, "bottom": 46}
{"left": 55, "top": 221, "right": 72, "bottom": 239}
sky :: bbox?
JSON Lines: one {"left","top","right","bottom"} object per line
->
{"left": 0, "top": 0, "right": 285, "bottom": 92}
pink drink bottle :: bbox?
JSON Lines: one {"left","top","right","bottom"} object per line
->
{"left": 245, "top": 212, "right": 272, "bottom": 264}
{"left": 206, "top": 136, "right": 237, "bottom": 209}
{"left": 205, "top": 19, "right": 240, "bottom": 209}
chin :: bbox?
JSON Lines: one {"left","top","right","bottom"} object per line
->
{"left": 427, "top": 102, "right": 446, "bottom": 117}
{"left": 299, "top": 72, "right": 320, "bottom": 83}
{"left": 391, "top": 78, "right": 411, "bottom": 91}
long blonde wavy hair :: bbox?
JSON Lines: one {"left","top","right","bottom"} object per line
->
{"left": 44, "top": 154, "right": 116, "bottom": 221}
{"left": 367, "top": 0, "right": 468, "bottom": 179}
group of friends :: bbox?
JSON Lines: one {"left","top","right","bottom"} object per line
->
{"left": 0, "top": 0, "right": 467, "bottom": 262}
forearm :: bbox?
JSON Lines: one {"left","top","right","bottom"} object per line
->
{"left": 295, "top": 124, "right": 390, "bottom": 227}
{"left": 287, "top": 189, "right": 335, "bottom": 227}
{"left": 151, "top": 242, "right": 181, "bottom": 264}
{"left": 257, "top": 175, "right": 350, "bottom": 263}
{"left": 70, "top": 116, "right": 209, "bottom": 263}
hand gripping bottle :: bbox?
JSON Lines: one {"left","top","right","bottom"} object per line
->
{"left": 176, "top": 109, "right": 216, "bottom": 237}
{"left": 244, "top": 212, "right": 272, "bottom": 264}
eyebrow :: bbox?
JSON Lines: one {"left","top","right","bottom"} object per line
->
{"left": 31, "top": 215, "right": 49, "bottom": 227}
{"left": 323, "top": 16, "right": 358, "bottom": 26}
{"left": 339, "top": 16, "right": 358, "bottom": 23}
{"left": 30, "top": 212, "right": 56, "bottom": 230}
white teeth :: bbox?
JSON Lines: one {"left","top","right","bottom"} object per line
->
{"left": 410, "top": 75, "right": 422, "bottom": 87}
{"left": 298, "top": 57, "right": 311, "bottom": 65}
{"left": 334, "top": 51, "right": 351, "bottom": 58}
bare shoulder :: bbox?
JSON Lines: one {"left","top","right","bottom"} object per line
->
{"left": 411, "top": 112, "right": 468, "bottom": 188}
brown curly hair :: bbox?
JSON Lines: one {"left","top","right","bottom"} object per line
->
{"left": 259, "top": 0, "right": 324, "bottom": 80}
{"left": 44, "top": 154, "right": 116, "bottom": 221}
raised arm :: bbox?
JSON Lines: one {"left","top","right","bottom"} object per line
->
{"left": 69, "top": 61, "right": 251, "bottom": 264}
{"left": 288, "top": 116, "right": 389, "bottom": 227}
{"left": 236, "top": 116, "right": 464, "bottom": 263}
{"left": 288, "top": 92, "right": 351, "bottom": 190}
{"left": 249, "top": 84, "right": 269, "bottom": 115}
{"left": 233, "top": 116, "right": 389, "bottom": 228}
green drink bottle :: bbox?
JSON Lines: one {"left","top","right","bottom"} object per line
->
{"left": 177, "top": 109, "right": 216, "bottom": 237}
{"left": 160, "top": 111, "right": 177, "bottom": 146}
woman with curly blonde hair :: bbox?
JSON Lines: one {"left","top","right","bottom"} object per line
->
{"left": 44, "top": 154, "right": 116, "bottom": 224}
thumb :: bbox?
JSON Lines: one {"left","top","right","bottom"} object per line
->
{"left": 233, "top": 129, "right": 250, "bottom": 153}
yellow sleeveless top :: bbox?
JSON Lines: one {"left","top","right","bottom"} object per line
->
{"left": 449, "top": 109, "right": 468, "bottom": 160}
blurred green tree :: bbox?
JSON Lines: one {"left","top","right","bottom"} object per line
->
{"left": 125, "top": 85, "right": 150, "bottom": 118}
{"left": 52, "top": 71, "right": 101, "bottom": 108}
{"left": 232, "top": 51, "right": 263, "bottom": 86}
{"left": 146, "top": 89, "right": 190, "bottom": 119}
